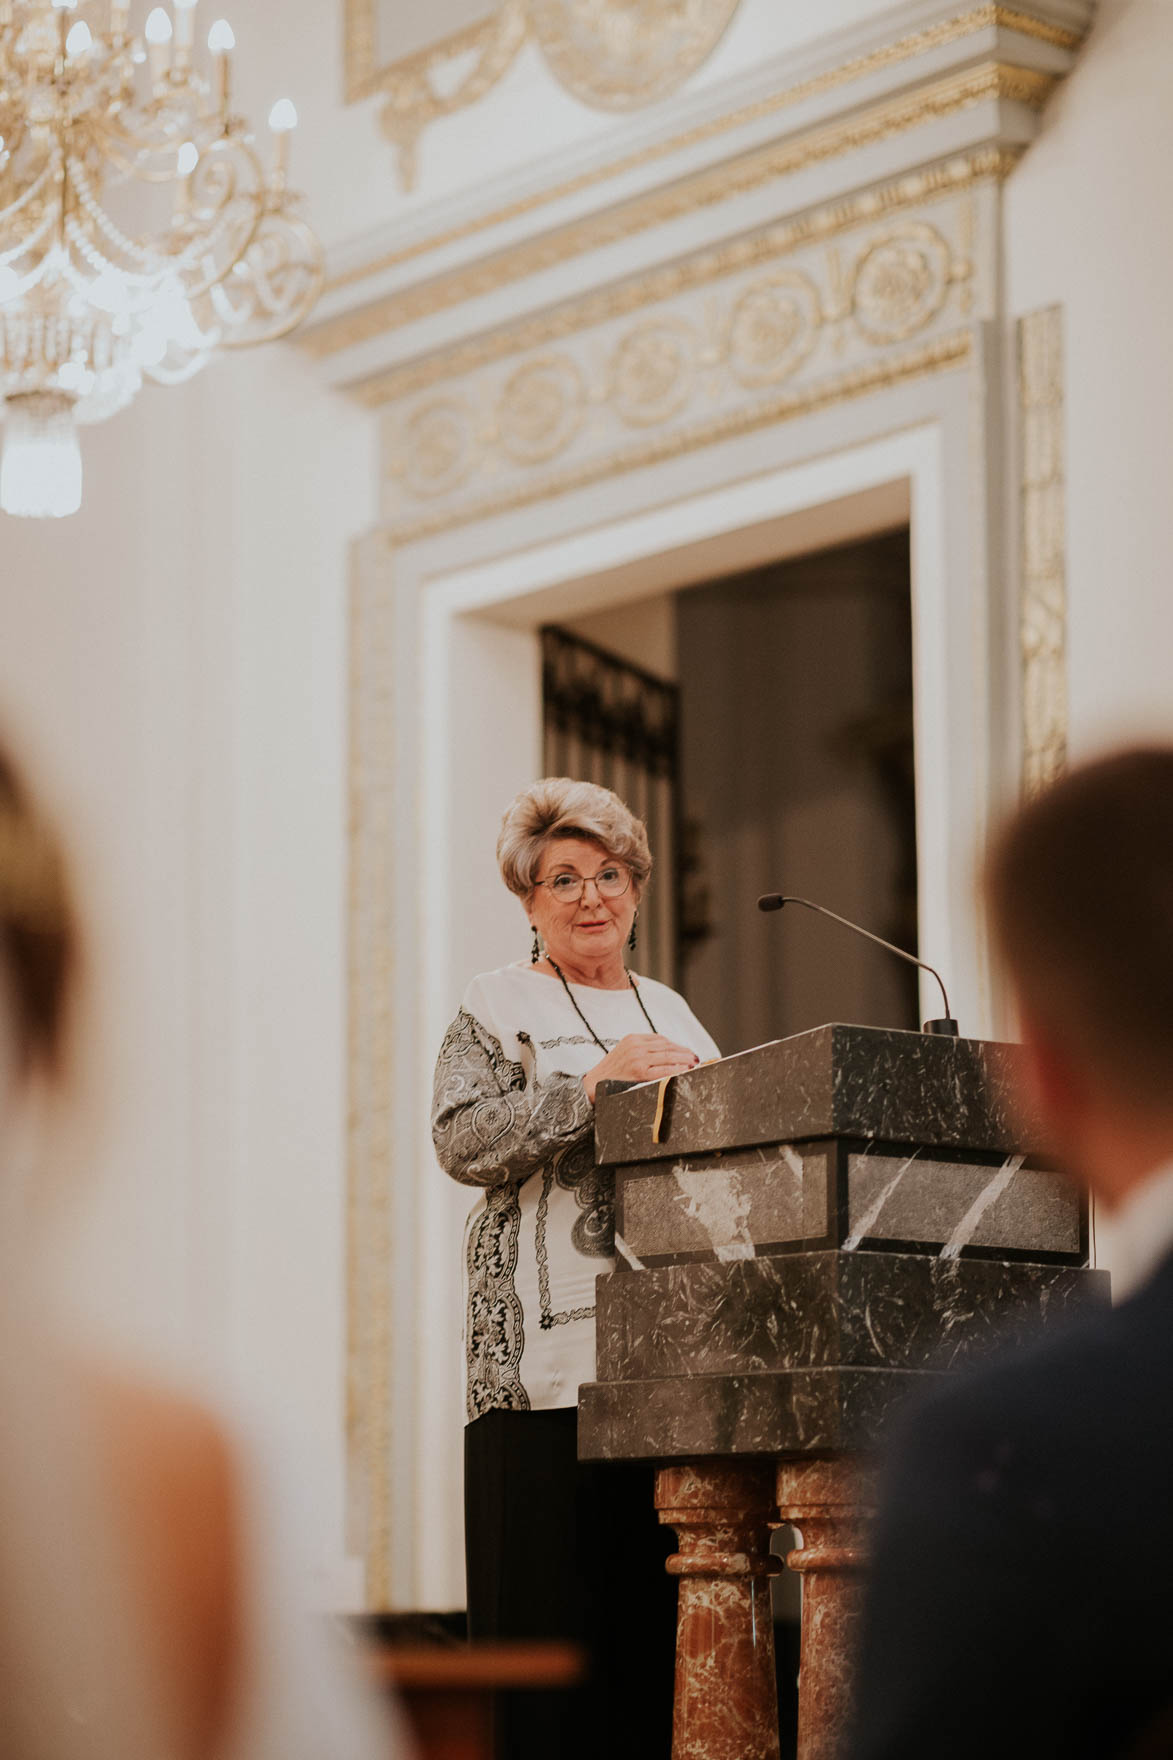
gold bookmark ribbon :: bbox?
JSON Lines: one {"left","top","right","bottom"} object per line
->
{"left": 651, "top": 1059, "right": 718, "bottom": 1144}
{"left": 651, "top": 1076, "right": 672, "bottom": 1144}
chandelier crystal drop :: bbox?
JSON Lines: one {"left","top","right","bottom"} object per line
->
{"left": 0, "top": 0, "right": 324, "bottom": 517}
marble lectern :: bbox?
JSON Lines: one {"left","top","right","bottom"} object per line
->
{"left": 579, "top": 1024, "right": 1106, "bottom": 1760}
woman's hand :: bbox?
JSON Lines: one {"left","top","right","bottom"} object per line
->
{"left": 582, "top": 1034, "right": 700, "bottom": 1104}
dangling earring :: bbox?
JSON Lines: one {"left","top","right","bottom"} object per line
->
{"left": 531, "top": 925, "right": 541, "bottom": 964}
{"left": 628, "top": 911, "right": 638, "bottom": 953}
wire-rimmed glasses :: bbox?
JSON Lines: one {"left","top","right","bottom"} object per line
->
{"left": 534, "top": 863, "right": 632, "bottom": 904}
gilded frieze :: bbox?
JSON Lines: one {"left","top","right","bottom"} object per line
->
{"left": 384, "top": 188, "right": 985, "bottom": 519}
{"left": 387, "top": 328, "right": 972, "bottom": 546}
{"left": 354, "top": 147, "right": 1013, "bottom": 407}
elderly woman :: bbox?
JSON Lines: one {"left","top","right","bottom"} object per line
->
{"left": 432, "top": 777, "right": 719, "bottom": 1760}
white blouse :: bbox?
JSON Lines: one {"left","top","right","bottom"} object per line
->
{"left": 432, "top": 961, "right": 719, "bottom": 1421}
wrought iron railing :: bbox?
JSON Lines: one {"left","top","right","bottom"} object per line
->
{"left": 541, "top": 625, "right": 681, "bottom": 986}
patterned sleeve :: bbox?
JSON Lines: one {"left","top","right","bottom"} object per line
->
{"left": 432, "top": 1006, "right": 594, "bottom": 1189}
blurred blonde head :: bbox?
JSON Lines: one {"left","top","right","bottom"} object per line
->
{"left": 0, "top": 743, "right": 76, "bottom": 1085}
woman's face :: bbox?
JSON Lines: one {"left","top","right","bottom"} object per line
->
{"left": 528, "top": 836, "right": 639, "bottom": 969}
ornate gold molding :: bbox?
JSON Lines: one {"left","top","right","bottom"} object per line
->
{"left": 386, "top": 204, "right": 975, "bottom": 510}
{"left": 387, "top": 327, "right": 973, "bottom": 544}
{"left": 345, "top": 3, "right": 527, "bottom": 191}
{"left": 355, "top": 147, "right": 1013, "bottom": 407}
{"left": 1018, "top": 304, "right": 1067, "bottom": 796}
{"left": 346, "top": 531, "right": 397, "bottom": 1607}
{"left": 344, "top": 0, "right": 377, "bottom": 96}
{"left": 305, "top": 61, "right": 1050, "bottom": 361}
{"left": 345, "top": 0, "right": 740, "bottom": 187}
{"left": 329, "top": 4, "right": 1080, "bottom": 301}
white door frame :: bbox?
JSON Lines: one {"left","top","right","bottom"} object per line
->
{"left": 348, "top": 334, "right": 1005, "bottom": 1610}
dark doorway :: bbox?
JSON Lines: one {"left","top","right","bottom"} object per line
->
{"left": 676, "top": 528, "right": 917, "bottom": 1055}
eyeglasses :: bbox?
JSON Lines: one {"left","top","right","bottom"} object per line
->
{"left": 534, "top": 863, "right": 632, "bottom": 904}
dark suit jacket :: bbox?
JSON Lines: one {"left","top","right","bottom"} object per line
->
{"left": 848, "top": 1250, "right": 1173, "bottom": 1760}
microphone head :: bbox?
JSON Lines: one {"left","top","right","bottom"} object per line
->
{"left": 757, "top": 893, "right": 785, "bottom": 912}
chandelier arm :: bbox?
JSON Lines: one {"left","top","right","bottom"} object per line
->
{"left": 0, "top": 114, "right": 30, "bottom": 170}
{"left": 68, "top": 138, "right": 273, "bottom": 295}
{"left": 69, "top": 161, "right": 257, "bottom": 285}
{"left": 209, "top": 220, "right": 324, "bottom": 346}
{"left": 91, "top": 96, "right": 216, "bottom": 152}
{"left": 0, "top": 159, "right": 56, "bottom": 233}
{"left": 0, "top": 207, "right": 57, "bottom": 275}
{"left": 88, "top": 117, "right": 221, "bottom": 185}
{"left": 67, "top": 162, "right": 173, "bottom": 269}
{"left": 179, "top": 204, "right": 269, "bottom": 300}
{"left": 64, "top": 198, "right": 238, "bottom": 285}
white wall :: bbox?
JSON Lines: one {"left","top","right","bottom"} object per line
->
{"left": 1006, "top": 0, "right": 1173, "bottom": 756}
{"left": 0, "top": 0, "right": 383, "bottom": 1605}
{"left": 0, "top": 346, "right": 375, "bottom": 1608}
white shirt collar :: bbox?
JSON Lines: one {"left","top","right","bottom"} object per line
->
{"left": 1096, "top": 1157, "right": 1173, "bottom": 1302}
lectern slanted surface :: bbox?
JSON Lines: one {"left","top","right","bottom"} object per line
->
{"left": 594, "top": 1021, "right": 1027, "bottom": 1165}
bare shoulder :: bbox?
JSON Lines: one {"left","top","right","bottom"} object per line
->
{"left": 85, "top": 1365, "right": 241, "bottom": 1759}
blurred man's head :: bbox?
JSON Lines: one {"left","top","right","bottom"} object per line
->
{"left": 986, "top": 747, "right": 1173, "bottom": 1207}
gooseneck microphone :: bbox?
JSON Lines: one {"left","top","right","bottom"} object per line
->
{"left": 757, "top": 893, "right": 959, "bottom": 1037}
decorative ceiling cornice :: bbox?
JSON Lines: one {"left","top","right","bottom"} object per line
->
{"left": 301, "top": 60, "right": 1052, "bottom": 362}
{"left": 351, "top": 145, "right": 1015, "bottom": 408}
{"left": 325, "top": 3, "right": 1084, "bottom": 303}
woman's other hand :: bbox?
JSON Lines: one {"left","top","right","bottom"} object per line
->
{"left": 582, "top": 1034, "right": 700, "bottom": 1104}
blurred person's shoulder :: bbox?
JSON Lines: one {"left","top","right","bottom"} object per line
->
{"left": 85, "top": 1365, "right": 239, "bottom": 1758}
{"left": 883, "top": 1249, "right": 1173, "bottom": 1503}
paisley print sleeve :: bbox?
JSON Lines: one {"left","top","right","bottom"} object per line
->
{"left": 432, "top": 1007, "right": 594, "bottom": 1189}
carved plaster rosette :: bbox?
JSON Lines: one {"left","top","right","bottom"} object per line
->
{"left": 609, "top": 317, "right": 698, "bottom": 426}
{"left": 525, "top": 0, "right": 741, "bottom": 110}
{"left": 851, "top": 222, "right": 953, "bottom": 344}
{"left": 496, "top": 355, "right": 587, "bottom": 463}
{"left": 395, "top": 397, "right": 479, "bottom": 496}
{"left": 726, "top": 272, "right": 822, "bottom": 387}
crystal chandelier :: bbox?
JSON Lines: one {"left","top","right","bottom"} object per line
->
{"left": 0, "top": 0, "right": 323, "bottom": 516}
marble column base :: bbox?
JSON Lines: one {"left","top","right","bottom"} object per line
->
{"left": 656, "top": 1460, "right": 782, "bottom": 1760}
{"left": 776, "top": 1457, "right": 873, "bottom": 1760}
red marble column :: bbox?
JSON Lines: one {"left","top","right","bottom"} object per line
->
{"left": 655, "top": 1460, "right": 782, "bottom": 1760}
{"left": 775, "top": 1457, "right": 872, "bottom": 1760}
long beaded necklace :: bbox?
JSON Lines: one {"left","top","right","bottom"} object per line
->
{"left": 545, "top": 955, "right": 658, "bottom": 1051}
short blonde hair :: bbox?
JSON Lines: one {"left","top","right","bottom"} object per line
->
{"left": 497, "top": 777, "right": 653, "bottom": 899}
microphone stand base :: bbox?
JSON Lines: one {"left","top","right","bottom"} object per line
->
{"left": 922, "top": 1017, "right": 960, "bottom": 1037}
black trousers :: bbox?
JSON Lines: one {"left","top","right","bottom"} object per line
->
{"left": 464, "top": 1406, "right": 677, "bottom": 1760}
